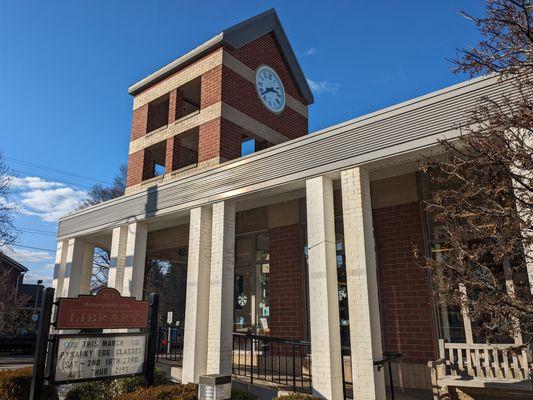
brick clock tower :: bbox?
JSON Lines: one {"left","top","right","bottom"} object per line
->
{"left": 125, "top": 9, "right": 314, "bottom": 193}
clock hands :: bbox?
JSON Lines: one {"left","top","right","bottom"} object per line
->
{"left": 260, "top": 87, "right": 280, "bottom": 96}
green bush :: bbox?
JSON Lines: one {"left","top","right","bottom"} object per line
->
{"left": 64, "top": 381, "right": 112, "bottom": 400}
{"left": 231, "top": 388, "right": 258, "bottom": 400}
{"left": 114, "top": 368, "right": 168, "bottom": 394}
{"left": 273, "top": 394, "right": 321, "bottom": 400}
{"left": 113, "top": 383, "right": 197, "bottom": 400}
{"left": 0, "top": 367, "right": 58, "bottom": 400}
{"left": 65, "top": 368, "right": 168, "bottom": 400}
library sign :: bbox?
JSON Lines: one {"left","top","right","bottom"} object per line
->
{"left": 29, "top": 288, "right": 159, "bottom": 400}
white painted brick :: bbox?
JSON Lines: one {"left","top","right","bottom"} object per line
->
{"left": 108, "top": 225, "right": 128, "bottom": 293}
{"left": 206, "top": 200, "right": 235, "bottom": 375}
{"left": 341, "top": 167, "right": 386, "bottom": 399}
{"left": 122, "top": 222, "right": 148, "bottom": 299}
{"left": 61, "top": 238, "right": 94, "bottom": 298}
{"left": 182, "top": 206, "right": 212, "bottom": 383}
{"left": 305, "top": 176, "right": 344, "bottom": 400}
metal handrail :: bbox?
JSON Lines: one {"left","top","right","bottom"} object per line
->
{"left": 232, "top": 331, "right": 313, "bottom": 394}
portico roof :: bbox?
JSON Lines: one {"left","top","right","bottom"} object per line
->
{"left": 57, "top": 74, "right": 515, "bottom": 239}
{"left": 128, "top": 9, "right": 314, "bottom": 104}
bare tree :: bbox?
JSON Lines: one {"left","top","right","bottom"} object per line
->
{"left": 80, "top": 164, "right": 127, "bottom": 209}
{"left": 0, "top": 269, "right": 31, "bottom": 335}
{"left": 0, "top": 152, "right": 18, "bottom": 248}
{"left": 421, "top": 0, "right": 532, "bottom": 341}
{"left": 79, "top": 164, "right": 127, "bottom": 290}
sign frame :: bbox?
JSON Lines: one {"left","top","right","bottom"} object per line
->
{"left": 49, "top": 332, "right": 149, "bottom": 385}
{"left": 55, "top": 287, "right": 149, "bottom": 330}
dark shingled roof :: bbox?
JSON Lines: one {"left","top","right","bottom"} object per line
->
{"left": 128, "top": 9, "right": 314, "bottom": 104}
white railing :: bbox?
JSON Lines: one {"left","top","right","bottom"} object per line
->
{"left": 439, "top": 340, "right": 530, "bottom": 380}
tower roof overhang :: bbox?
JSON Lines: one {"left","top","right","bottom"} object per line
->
{"left": 127, "top": 9, "right": 314, "bottom": 104}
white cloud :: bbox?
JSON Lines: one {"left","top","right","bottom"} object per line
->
{"left": 19, "top": 186, "right": 87, "bottom": 222}
{"left": 43, "top": 263, "right": 55, "bottom": 270}
{"left": 2, "top": 247, "right": 53, "bottom": 263}
{"left": 306, "top": 78, "right": 340, "bottom": 94}
{"left": 10, "top": 176, "right": 65, "bottom": 190}
{"left": 8, "top": 176, "right": 87, "bottom": 222}
{"left": 304, "top": 47, "right": 317, "bottom": 56}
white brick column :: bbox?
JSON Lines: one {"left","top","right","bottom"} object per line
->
{"left": 122, "top": 222, "right": 148, "bottom": 299}
{"left": 305, "top": 176, "right": 344, "bottom": 400}
{"left": 182, "top": 206, "right": 213, "bottom": 383}
{"left": 108, "top": 225, "right": 128, "bottom": 293}
{"left": 52, "top": 240, "right": 69, "bottom": 300}
{"left": 341, "top": 167, "right": 386, "bottom": 400}
{"left": 62, "top": 238, "right": 94, "bottom": 298}
{"left": 206, "top": 201, "right": 235, "bottom": 375}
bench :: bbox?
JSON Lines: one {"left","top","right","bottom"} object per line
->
{"left": 428, "top": 339, "right": 532, "bottom": 399}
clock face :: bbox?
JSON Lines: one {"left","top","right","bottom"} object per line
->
{"left": 255, "top": 65, "right": 286, "bottom": 113}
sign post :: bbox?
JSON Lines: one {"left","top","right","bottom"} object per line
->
{"left": 29, "top": 287, "right": 158, "bottom": 399}
{"left": 30, "top": 287, "right": 54, "bottom": 400}
{"left": 145, "top": 293, "right": 159, "bottom": 387}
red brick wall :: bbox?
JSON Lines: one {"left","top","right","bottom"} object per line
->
{"left": 229, "top": 33, "right": 307, "bottom": 104}
{"left": 198, "top": 118, "right": 243, "bottom": 163}
{"left": 165, "top": 136, "right": 181, "bottom": 172}
{"left": 221, "top": 66, "right": 307, "bottom": 140}
{"left": 130, "top": 105, "right": 148, "bottom": 141}
{"left": 127, "top": 33, "right": 310, "bottom": 183}
{"left": 269, "top": 224, "right": 305, "bottom": 340}
{"left": 127, "top": 149, "right": 153, "bottom": 187}
{"left": 169, "top": 88, "right": 184, "bottom": 123}
{"left": 201, "top": 65, "right": 222, "bottom": 109}
{"left": 373, "top": 202, "right": 436, "bottom": 364}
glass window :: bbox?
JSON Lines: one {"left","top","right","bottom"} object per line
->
{"left": 233, "top": 232, "right": 271, "bottom": 335}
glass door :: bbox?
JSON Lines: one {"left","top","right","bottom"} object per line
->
{"left": 234, "top": 232, "right": 271, "bottom": 334}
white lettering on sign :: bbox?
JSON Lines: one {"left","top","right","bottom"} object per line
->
{"left": 54, "top": 335, "right": 146, "bottom": 382}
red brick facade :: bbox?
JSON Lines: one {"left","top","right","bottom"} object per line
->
{"left": 373, "top": 202, "right": 436, "bottom": 364}
{"left": 268, "top": 223, "right": 305, "bottom": 340}
{"left": 126, "top": 149, "right": 152, "bottom": 187}
{"left": 130, "top": 105, "right": 148, "bottom": 141}
{"left": 198, "top": 118, "right": 243, "bottom": 163}
{"left": 221, "top": 66, "right": 307, "bottom": 140}
{"left": 228, "top": 33, "right": 307, "bottom": 104}
{"left": 126, "top": 32, "right": 309, "bottom": 188}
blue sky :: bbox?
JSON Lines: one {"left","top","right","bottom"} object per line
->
{"left": 0, "top": 0, "right": 486, "bottom": 285}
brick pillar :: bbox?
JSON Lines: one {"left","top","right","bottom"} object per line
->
{"left": 169, "top": 88, "right": 184, "bottom": 123}
{"left": 127, "top": 149, "right": 153, "bottom": 187}
{"left": 52, "top": 240, "right": 69, "bottom": 300}
{"left": 131, "top": 104, "right": 148, "bottom": 140}
{"left": 122, "top": 222, "right": 147, "bottom": 300}
{"left": 62, "top": 238, "right": 94, "bottom": 298}
{"left": 198, "top": 118, "right": 242, "bottom": 165}
{"left": 341, "top": 167, "right": 386, "bottom": 399}
{"left": 108, "top": 225, "right": 128, "bottom": 293}
{"left": 207, "top": 200, "right": 235, "bottom": 375}
{"left": 305, "top": 176, "right": 343, "bottom": 399}
{"left": 165, "top": 136, "right": 181, "bottom": 172}
{"left": 182, "top": 206, "right": 212, "bottom": 383}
